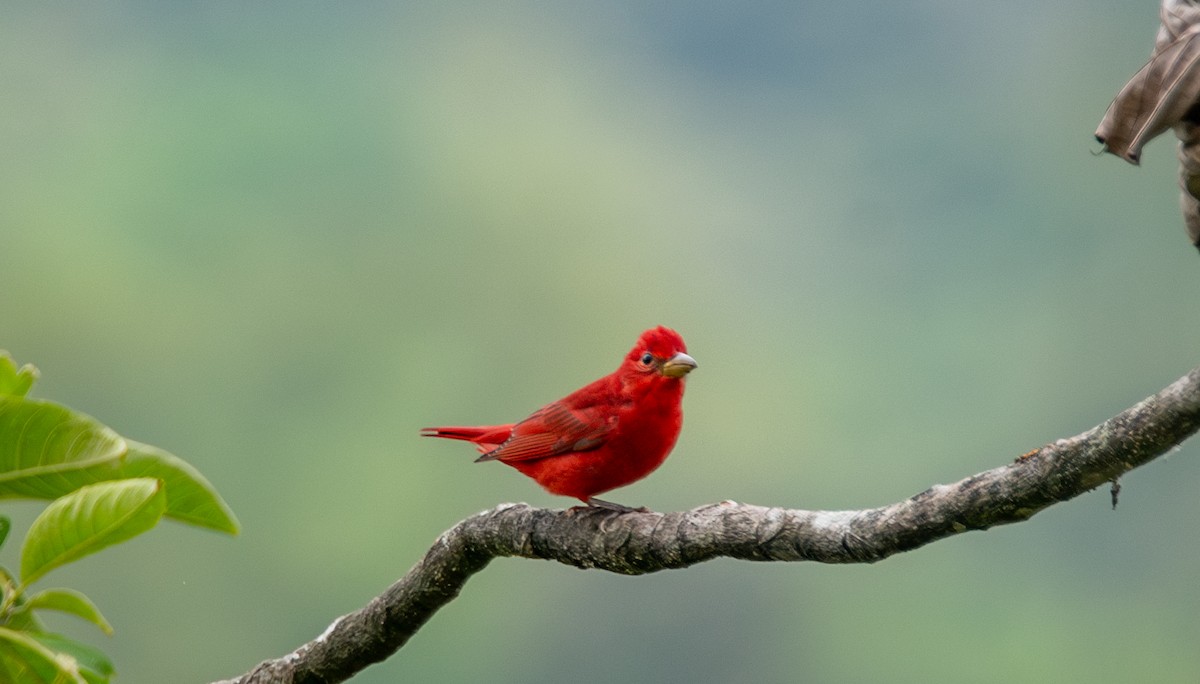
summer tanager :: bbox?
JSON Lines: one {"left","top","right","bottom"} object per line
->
{"left": 421, "top": 326, "right": 697, "bottom": 511}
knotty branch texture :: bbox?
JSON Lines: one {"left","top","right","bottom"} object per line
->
{"left": 216, "top": 365, "right": 1200, "bottom": 684}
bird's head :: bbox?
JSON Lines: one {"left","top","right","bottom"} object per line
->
{"left": 623, "top": 326, "right": 697, "bottom": 380}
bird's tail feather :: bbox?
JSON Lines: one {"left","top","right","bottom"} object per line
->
{"left": 420, "top": 424, "right": 514, "bottom": 454}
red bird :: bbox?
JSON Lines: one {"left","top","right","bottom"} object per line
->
{"left": 422, "top": 326, "right": 697, "bottom": 511}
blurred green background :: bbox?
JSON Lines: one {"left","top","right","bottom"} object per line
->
{"left": 3, "top": 2, "right": 1199, "bottom": 682}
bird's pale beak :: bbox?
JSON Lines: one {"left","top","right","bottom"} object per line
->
{"left": 661, "top": 352, "right": 698, "bottom": 378}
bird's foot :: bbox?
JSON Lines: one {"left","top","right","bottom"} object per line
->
{"left": 582, "top": 497, "right": 651, "bottom": 514}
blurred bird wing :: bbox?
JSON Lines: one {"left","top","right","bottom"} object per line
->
{"left": 476, "top": 401, "right": 616, "bottom": 463}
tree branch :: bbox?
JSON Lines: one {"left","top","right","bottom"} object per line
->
{"left": 213, "top": 365, "right": 1200, "bottom": 684}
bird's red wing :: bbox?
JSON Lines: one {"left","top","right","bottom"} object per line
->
{"left": 476, "top": 400, "right": 616, "bottom": 463}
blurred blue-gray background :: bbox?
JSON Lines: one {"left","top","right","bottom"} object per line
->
{"left": 2, "top": 2, "right": 1198, "bottom": 682}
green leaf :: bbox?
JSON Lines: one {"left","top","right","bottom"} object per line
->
{"left": 0, "top": 568, "right": 48, "bottom": 633}
{"left": 0, "top": 400, "right": 238, "bottom": 535}
{"left": 0, "top": 354, "right": 38, "bottom": 399}
{"left": 29, "top": 633, "right": 113, "bottom": 683}
{"left": 20, "top": 479, "right": 166, "bottom": 586}
{"left": 0, "top": 564, "right": 17, "bottom": 624}
{"left": 0, "top": 653, "right": 15, "bottom": 683}
{"left": 0, "top": 626, "right": 86, "bottom": 684}
{"left": 0, "top": 564, "right": 14, "bottom": 590}
{"left": 121, "top": 441, "right": 240, "bottom": 534}
{"left": 2, "top": 605, "right": 47, "bottom": 635}
{"left": 20, "top": 589, "right": 113, "bottom": 636}
{"left": 0, "top": 516, "right": 9, "bottom": 551}
{"left": 0, "top": 399, "right": 127, "bottom": 497}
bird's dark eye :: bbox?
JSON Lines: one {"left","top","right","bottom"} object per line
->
{"left": 640, "top": 351, "right": 654, "bottom": 365}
